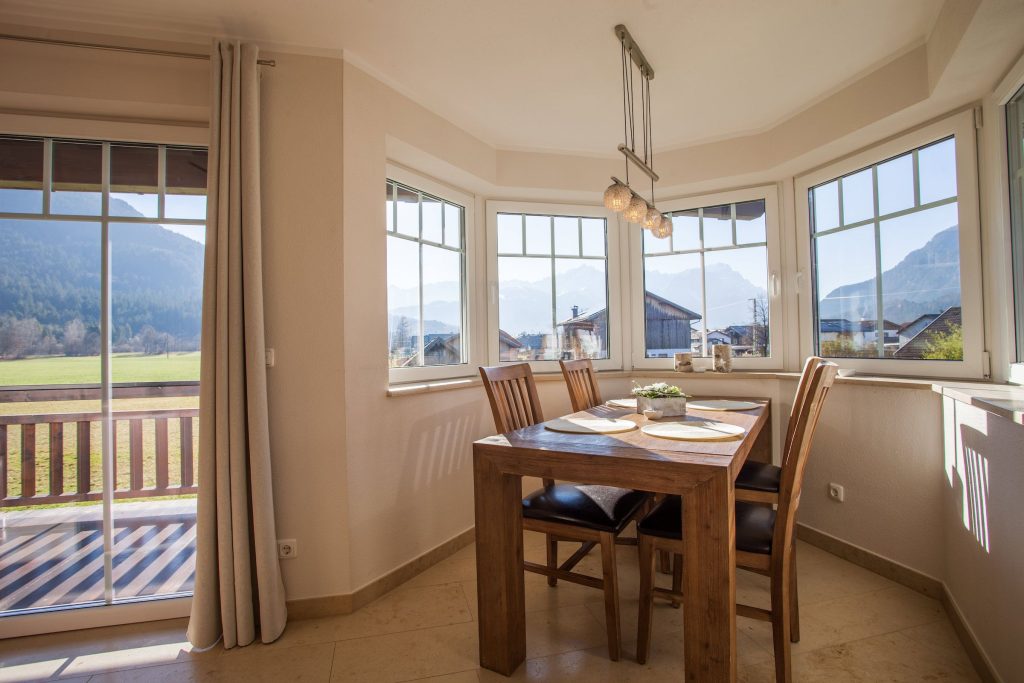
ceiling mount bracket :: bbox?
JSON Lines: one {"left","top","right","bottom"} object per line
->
{"left": 614, "top": 24, "right": 654, "bottom": 79}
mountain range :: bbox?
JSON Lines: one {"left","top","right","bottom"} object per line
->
{"left": 0, "top": 192, "right": 204, "bottom": 340}
{"left": 817, "top": 226, "right": 960, "bottom": 324}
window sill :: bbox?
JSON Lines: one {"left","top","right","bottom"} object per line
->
{"left": 386, "top": 370, "right": 632, "bottom": 397}
{"left": 932, "top": 382, "right": 1024, "bottom": 425}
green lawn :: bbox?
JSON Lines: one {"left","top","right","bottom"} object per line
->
{"left": 0, "top": 352, "right": 201, "bottom": 386}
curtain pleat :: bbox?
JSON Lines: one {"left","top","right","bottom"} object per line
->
{"left": 186, "top": 39, "right": 287, "bottom": 651}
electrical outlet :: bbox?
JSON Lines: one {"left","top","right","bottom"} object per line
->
{"left": 265, "top": 348, "right": 276, "bottom": 367}
{"left": 827, "top": 483, "right": 845, "bottom": 503}
{"left": 277, "top": 539, "right": 298, "bottom": 559}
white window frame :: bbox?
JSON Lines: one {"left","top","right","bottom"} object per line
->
{"left": 795, "top": 111, "right": 984, "bottom": 378}
{"left": 630, "top": 185, "right": 784, "bottom": 370}
{"left": 486, "top": 200, "right": 623, "bottom": 372}
{"left": 386, "top": 164, "right": 477, "bottom": 384}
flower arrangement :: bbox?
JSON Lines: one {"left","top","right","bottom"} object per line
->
{"left": 631, "top": 382, "right": 690, "bottom": 399}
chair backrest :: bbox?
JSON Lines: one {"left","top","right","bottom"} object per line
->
{"left": 781, "top": 356, "right": 822, "bottom": 466}
{"left": 479, "top": 363, "right": 545, "bottom": 433}
{"left": 772, "top": 357, "right": 838, "bottom": 559}
{"left": 558, "top": 359, "right": 603, "bottom": 412}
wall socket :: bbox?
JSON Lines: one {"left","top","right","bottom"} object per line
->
{"left": 827, "top": 482, "right": 845, "bottom": 503}
{"left": 265, "top": 348, "right": 276, "bottom": 367}
{"left": 277, "top": 539, "right": 298, "bottom": 559}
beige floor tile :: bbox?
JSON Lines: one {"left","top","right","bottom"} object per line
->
{"left": 800, "top": 584, "right": 944, "bottom": 645}
{"left": 87, "top": 642, "right": 335, "bottom": 682}
{"left": 0, "top": 618, "right": 214, "bottom": 682}
{"left": 408, "top": 671, "right": 480, "bottom": 683}
{"left": 403, "top": 544, "right": 479, "bottom": 588}
{"left": 739, "top": 630, "right": 979, "bottom": 682}
{"left": 274, "top": 583, "right": 472, "bottom": 648}
{"left": 330, "top": 621, "right": 478, "bottom": 683}
{"left": 461, "top": 572, "right": 597, "bottom": 620}
{"left": 523, "top": 605, "right": 608, "bottom": 660}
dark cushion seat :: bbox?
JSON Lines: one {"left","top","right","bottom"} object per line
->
{"left": 522, "top": 484, "right": 649, "bottom": 533}
{"left": 637, "top": 497, "right": 777, "bottom": 555}
{"left": 735, "top": 461, "right": 782, "bottom": 493}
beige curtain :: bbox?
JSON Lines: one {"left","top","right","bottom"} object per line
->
{"left": 187, "top": 40, "right": 287, "bottom": 650}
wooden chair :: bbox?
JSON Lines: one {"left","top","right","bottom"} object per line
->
{"left": 558, "top": 358, "right": 603, "bottom": 411}
{"left": 635, "top": 358, "right": 837, "bottom": 682}
{"left": 479, "top": 363, "right": 650, "bottom": 661}
{"left": 733, "top": 355, "right": 821, "bottom": 504}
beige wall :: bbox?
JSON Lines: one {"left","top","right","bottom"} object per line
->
{"left": 941, "top": 399, "right": 1024, "bottom": 679}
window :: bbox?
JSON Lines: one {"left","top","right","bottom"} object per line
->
{"left": 1008, "top": 84, "right": 1024, "bottom": 362}
{"left": 488, "top": 202, "right": 619, "bottom": 369}
{"left": 0, "top": 135, "right": 206, "bottom": 616}
{"left": 385, "top": 174, "right": 469, "bottom": 379}
{"left": 797, "top": 111, "right": 983, "bottom": 378}
{"left": 633, "top": 188, "right": 780, "bottom": 369}
{"left": 810, "top": 138, "right": 961, "bottom": 361}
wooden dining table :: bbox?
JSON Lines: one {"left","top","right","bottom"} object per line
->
{"left": 472, "top": 397, "right": 771, "bottom": 682}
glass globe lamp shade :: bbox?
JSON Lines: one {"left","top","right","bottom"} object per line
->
{"left": 623, "top": 194, "right": 649, "bottom": 223}
{"left": 643, "top": 206, "right": 662, "bottom": 229}
{"left": 603, "top": 182, "right": 632, "bottom": 212}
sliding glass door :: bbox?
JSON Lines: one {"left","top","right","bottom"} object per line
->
{"left": 0, "top": 136, "right": 206, "bottom": 615}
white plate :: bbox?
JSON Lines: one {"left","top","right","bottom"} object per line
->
{"left": 686, "top": 400, "right": 760, "bottom": 412}
{"left": 606, "top": 398, "right": 637, "bottom": 409}
{"left": 641, "top": 420, "right": 745, "bottom": 441}
{"left": 544, "top": 417, "right": 638, "bottom": 434}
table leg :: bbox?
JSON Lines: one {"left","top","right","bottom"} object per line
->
{"left": 473, "top": 450, "right": 525, "bottom": 675}
{"left": 682, "top": 471, "right": 737, "bottom": 682}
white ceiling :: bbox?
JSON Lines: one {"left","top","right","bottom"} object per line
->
{"left": 0, "top": 0, "right": 948, "bottom": 154}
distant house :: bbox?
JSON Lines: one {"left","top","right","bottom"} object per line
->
{"left": 818, "top": 319, "right": 857, "bottom": 343}
{"left": 898, "top": 314, "right": 939, "bottom": 346}
{"left": 894, "top": 307, "right": 962, "bottom": 358}
{"left": 856, "top": 319, "right": 900, "bottom": 347}
{"left": 706, "top": 329, "right": 732, "bottom": 346}
{"left": 556, "top": 305, "right": 608, "bottom": 360}
{"left": 514, "top": 333, "right": 551, "bottom": 360}
{"left": 498, "top": 329, "right": 525, "bottom": 361}
{"left": 402, "top": 333, "right": 462, "bottom": 366}
{"left": 643, "top": 291, "right": 702, "bottom": 357}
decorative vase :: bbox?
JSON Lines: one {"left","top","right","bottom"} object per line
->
{"left": 674, "top": 352, "right": 694, "bottom": 372}
{"left": 712, "top": 344, "right": 733, "bottom": 372}
{"left": 636, "top": 396, "right": 688, "bottom": 417}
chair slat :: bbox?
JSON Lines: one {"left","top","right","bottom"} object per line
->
{"left": 559, "top": 359, "right": 602, "bottom": 411}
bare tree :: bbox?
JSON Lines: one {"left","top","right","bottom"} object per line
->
{"left": 0, "top": 317, "right": 43, "bottom": 359}
{"left": 63, "top": 318, "right": 87, "bottom": 356}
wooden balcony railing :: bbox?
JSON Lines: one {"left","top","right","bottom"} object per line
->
{"left": 0, "top": 383, "right": 199, "bottom": 508}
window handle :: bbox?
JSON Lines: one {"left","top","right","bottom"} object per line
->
{"left": 770, "top": 272, "right": 780, "bottom": 298}
{"left": 489, "top": 282, "right": 498, "bottom": 306}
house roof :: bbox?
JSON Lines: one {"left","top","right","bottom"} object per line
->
{"left": 819, "top": 319, "right": 855, "bottom": 333}
{"left": 857, "top": 319, "right": 900, "bottom": 332}
{"left": 498, "top": 329, "right": 523, "bottom": 349}
{"left": 898, "top": 313, "right": 939, "bottom": 334}
{"left": 643, "top": 291, "right": 702, "bottom": 321}
{"left": 894, "top": 307, "right": 962, "bottom": 359}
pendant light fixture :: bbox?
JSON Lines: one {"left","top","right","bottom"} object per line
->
{"left": 603, "top": 25, "right": 671, "bottom": 237}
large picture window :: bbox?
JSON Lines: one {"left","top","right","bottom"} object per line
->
{"left": 385, "top": 176, "right": 468, "bottom": 375}
{"left": 1008, "top": 84, "right": 1024, "bottom": 362}
{"left": 809, "top": 138, "right": 962, "bottom": 361}
{"left": 797, "top": 111, "right": 983, "bottom": 378}
{"left": 495, "top": 210, "right": 609, "bottom": 363}
{"left": 632, "top": 188, "right": 780, "bottom": 369}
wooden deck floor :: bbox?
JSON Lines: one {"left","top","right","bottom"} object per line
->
{"left": 0, "top": 500, "right": 196, "bottom": 612}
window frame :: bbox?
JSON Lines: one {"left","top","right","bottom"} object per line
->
{"left": 629, "top": 185, "right": 783, "bottom": 371}
{"left": 486, "top": 200, "right": 622, "bottom": 372}
{"left": 385, "top": 164, "right": 477, "bottom": 384}
{"left": 795, "top": 111, "right": 984, "bottom": 378}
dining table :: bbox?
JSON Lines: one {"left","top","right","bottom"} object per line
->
{"left": 472, "top": 396, "right": 772, "bottom": 682}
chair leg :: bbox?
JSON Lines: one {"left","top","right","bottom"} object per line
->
{"left": 790, "top": 542, "right": 800, "bottom": 643}
{"left": 770, "top": 567, "right": 793, "bottom": 683}
{"left": 636, "top": 534, "right": 656, "bottom": 665}
{"left": 598, "top": 531, "right": 621, "bottom": 662}
{"left": 670, "top": 553, "right": 683, "bottom": 608}
{"left": 658, "top": 549, "right": 671, "bottom": 574}
{"left": 546, "top": 534, "right": 558, "bottom": 587}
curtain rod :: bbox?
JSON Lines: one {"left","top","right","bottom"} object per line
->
{"left": 0, "top": 33, "right": 276, "bottom": 66}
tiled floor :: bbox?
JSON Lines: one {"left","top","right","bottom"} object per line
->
{"left": 0, "top": 531, "right": 979, "bottom": 682}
